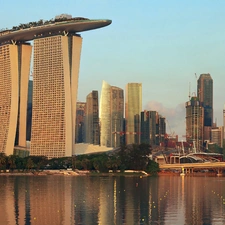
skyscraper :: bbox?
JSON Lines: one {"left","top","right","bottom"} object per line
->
{"left": 99, "top": 81, "right": 124, "bottom": 148}
{"left": 0, "top": 43, "right": 32, "bottom": 155}
{"left": 141, "top": 111, "right": 166, "bottom": 146}
{"left": 197, "top": 73, "right": 213, "bottom": 141}
{"left": 141, "top": 111, "right": 156, "bottom": 146}
{"left": 125, "top": 83, "right": 142, "bottom": 145}
{"left": 30, "top": 35, "right": 82, "bottom": 158}
{"left": 0, "top": 16, "right": 111, "bottom": 157}
{"left": 211, "top": 126, "right": 223, "bottom": 148}
{"left": 75, "top": 102, "right": 86, "bottom": 143}
{"left": 85, "top": 91, "right": 100, "bottom": 145}
{"left": 157, "top": 116, "right": 166, "bottom": 145}
{"left": 185, "top": 96, "right": 204, "bottom": 152}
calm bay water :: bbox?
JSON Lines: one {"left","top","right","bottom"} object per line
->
{"left": 0, "top": 175, "right": 225, "bottom": 225}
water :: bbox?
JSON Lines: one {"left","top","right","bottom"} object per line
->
{"left": 0, "top": 175, "right": 225, "bottom": 225}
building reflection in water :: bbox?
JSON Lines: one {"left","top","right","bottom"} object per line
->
{"left": 0, "top": 175, "right": 225, "bottom": 224}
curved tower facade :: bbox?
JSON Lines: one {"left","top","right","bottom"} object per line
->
{"left": 100, "top": 81, "right": 124, "bottom": 148}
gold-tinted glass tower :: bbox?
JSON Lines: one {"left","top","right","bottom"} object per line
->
{"left": 30, "top": 35, "right": 82, "bottom": 158}
{"left": 125, "top": 83, "right": 142, "bottom": 145}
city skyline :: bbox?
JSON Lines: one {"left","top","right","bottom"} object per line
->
{"left": 1, "top": 1, "right": 225, "bottom": 139}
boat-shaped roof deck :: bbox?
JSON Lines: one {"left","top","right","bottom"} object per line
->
{"left": 0, "top": 18, "right": 112, "bottom": 45}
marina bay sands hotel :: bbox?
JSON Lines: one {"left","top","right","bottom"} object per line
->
{"left": 0, "top": 15, "right": 111, "bottom": 158}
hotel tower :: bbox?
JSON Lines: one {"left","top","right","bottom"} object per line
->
{"left": 0, "top": 15, "right": 111, "bottom": 157}
{"left": 0, "top": 43, "right": 32, "bottom": 155}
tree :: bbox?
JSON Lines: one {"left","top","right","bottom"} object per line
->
{"left": 81, "top": 158, "right": 91, "bottom": 170}
{"left": 0, "top": 153, "right": 7, "bottom": 171}
{"left": 145, "top": 160, "right": 160, "bottom": 175}
{"left": 8, "top": 155, "right": 17, "bottom": 172}
{"left": 106, "top": 155, "right": 121, "bottom": 172}
{"left": 26, "top": 158, "right": 34, "bottom": 171}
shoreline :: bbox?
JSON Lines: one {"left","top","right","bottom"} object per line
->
{"left": 0, "top": 172, "right": 223, "bottom": 177}
{"left": 0, "top": 170, "right": 150, "bottom": 177}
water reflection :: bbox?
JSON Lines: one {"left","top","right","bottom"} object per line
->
{"left": 0, "top": 175, "right": 225, "bottom": 224}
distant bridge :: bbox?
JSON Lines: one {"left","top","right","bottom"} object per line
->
{"left": 159, "top": 162, "right": 225, "bottom": 174}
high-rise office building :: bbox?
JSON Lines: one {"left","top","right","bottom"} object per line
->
{"left": 141, "top": 111, "right": 166, "bottom": 146}
{"left": 125, "top": 83, "right": 142, "bottom": 145}
{"left": 75, "top": 102, "right": 86, "bottom": 143}
{"left": 197, "top": 73, "right": 213, "bottom": 141}
{"left": 99, "top": 81, "right": 124, "bottom": 148}
{"left": 85, "top": 91, "right": 100, "bottom": 145}
{"left": 0, "top": 43, "right": 32, "bottom": 155}
{"left": 141, "top": 111, "right": 156, "bottom": 146}
{"left": 157, "top": 116, "right": 166, "bottom": 145}
{"left": 0, "top": 16, "right": 111, "bottom": 157}
{"left": 211, "top": 126, "right": 223, "bottom": 148}
{"left": 185, "top": 96, "right": 204, "bottom": 152}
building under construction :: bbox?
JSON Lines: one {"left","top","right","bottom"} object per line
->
{"left": 185, "top": 96, "right": 204, "bottom": 152}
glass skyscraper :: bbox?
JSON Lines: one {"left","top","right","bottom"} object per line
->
{"left": 99, "top": 81, "right": 124, "bottom": 148}
{"left": 197, "top": 73, "right": 213, "bottom": 141}
{"left": 85, "top": 91, "right": 100, "bottom": 145}
{"left": 125, "top": 83, "right": 142, "bottom": 145}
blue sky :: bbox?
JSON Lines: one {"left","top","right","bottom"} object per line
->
{"left": 1, "top": 0, "right": 225, "bottom": 138}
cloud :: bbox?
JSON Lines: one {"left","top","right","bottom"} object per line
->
{"left": 144, "top": 101, "right": 186, "bottom": 139}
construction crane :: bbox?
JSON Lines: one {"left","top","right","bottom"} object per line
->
{"left": 166, "top": 119, "right": 175, "bottom": 139}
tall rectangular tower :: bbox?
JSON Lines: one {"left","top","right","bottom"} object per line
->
{"left": 125, "top": 83, "right": 142, "bottom": 145}
{"left": 0, "top": 43, "right": 32, "bottom": 155}
{"left": 30, "top": 35, "right": 82, "bottom": 158}
{"left": 185, "top": 97, "right": 204, "bottom": 152}
{"left": 85, "top": 91, "right": 100, "bottom": 145}
{"left": 75, "top": 102, "right": 86, "bottom": 143}
{"left": 197, "top": 73, "right": 213, "bottom": 141}
{"left": 140, "top": 111, "right": 157, "bottom": 146}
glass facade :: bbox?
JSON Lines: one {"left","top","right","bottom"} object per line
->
{"left": 100, "top": 81, "right": 124, "bottom": 147}
{"left": 125, "top": 83, "right": 142, "bottom": 145}
{"left": 85, "top": 91, "right": 100, "bottom": 145}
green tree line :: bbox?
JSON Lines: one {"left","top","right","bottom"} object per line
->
{"left": 0, "top": 143, "right": 160, "bottom": 175}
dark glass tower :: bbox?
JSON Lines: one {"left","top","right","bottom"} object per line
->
{"left": 85, "top": 91, "right": 100, "bottom": 145}
{"left": 75, "top": 102, "right": 86, "bottom": 143}
{"left": 197, "top": 73, "right": 213, "bottom": 141}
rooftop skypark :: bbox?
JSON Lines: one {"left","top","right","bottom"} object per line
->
{"left": 0, "top": 15, "right": 111, "bottom": 45}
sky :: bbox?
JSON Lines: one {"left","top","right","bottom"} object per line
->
{"left": 1, "top": 0, "right": 225, "bottom": 139}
